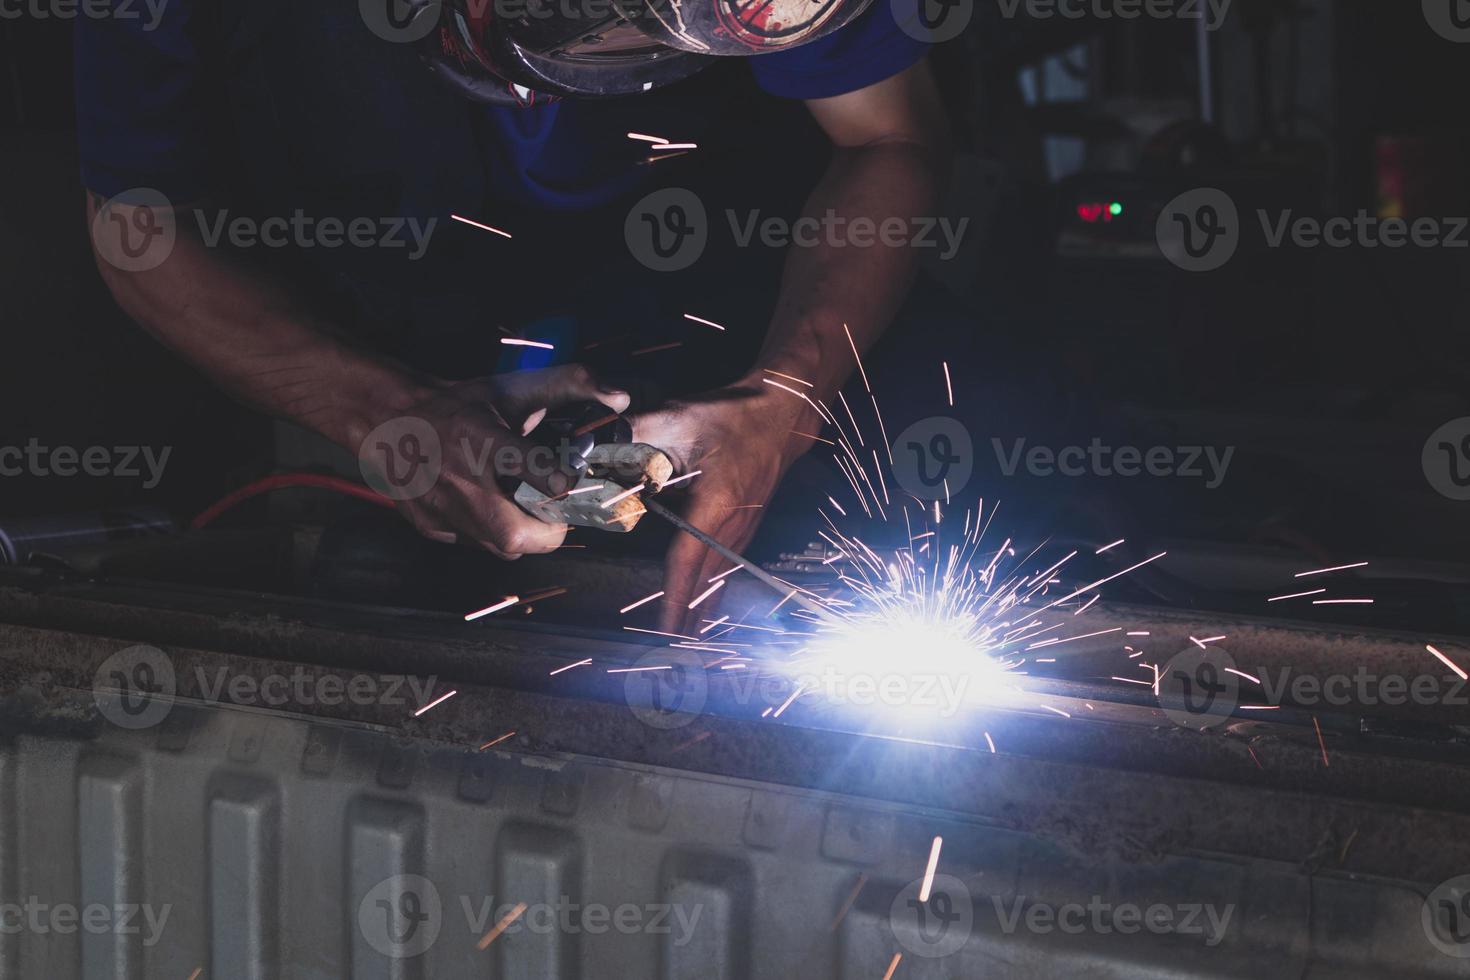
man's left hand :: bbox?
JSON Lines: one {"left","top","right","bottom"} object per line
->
{"left": 632, "top": 377, "right": 824, "bottom": 634}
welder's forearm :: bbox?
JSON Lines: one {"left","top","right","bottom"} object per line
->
{"left": 88, "top": 200, "right": 428, "bottom": 450}
{"left": 746, "top": 141, "right": 942, "bottom": 401}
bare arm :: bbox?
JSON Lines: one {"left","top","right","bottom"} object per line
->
{"left": 85, "top": 192, "right": 426, "bottom": 449}
{"left": 752, "top": 58, "right": 951, "bottom": 401}
{"left": 634, "top": 59, "right": 952, "bottom": 630}
{"left": 85, "top": 192, "right": 625, "bottom": 556}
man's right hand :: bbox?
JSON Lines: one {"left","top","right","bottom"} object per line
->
{"left": 360, "top": 365, "right": 630, "bottom": 559}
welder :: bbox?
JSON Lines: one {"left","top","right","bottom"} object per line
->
{"left": 76, "top": 0, "right": 950, "bottom": 632}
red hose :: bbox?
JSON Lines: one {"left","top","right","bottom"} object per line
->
{"left": 189, "top": 473, "right": 393, "bottom": 530}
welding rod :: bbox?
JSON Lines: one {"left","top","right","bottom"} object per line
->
{"left": 641, "top": 497, "right": 842, "bottom": 626}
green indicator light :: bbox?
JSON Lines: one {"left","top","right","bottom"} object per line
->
{"left": 1109, "top": 202, "right": 1124, "bottom": 216}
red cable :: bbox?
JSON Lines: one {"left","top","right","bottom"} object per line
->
{"left": 189, "top": 472, "right": 393, "bottom": 530}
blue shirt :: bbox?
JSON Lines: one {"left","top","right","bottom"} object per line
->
{"left": 75, "top": 2, "right": 927, "bottom": 209}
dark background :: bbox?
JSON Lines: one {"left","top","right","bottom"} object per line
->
{"left": 1, "top": 1, "right": 1467, "bottom": 615}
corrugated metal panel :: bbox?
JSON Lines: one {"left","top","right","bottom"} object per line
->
{"left": 0, "top": 704, "right": 1460, "bottom": 978}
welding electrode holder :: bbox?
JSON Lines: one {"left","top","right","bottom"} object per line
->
{"left": 513, "top": 401, "right": 674, "bottom": 532}
{"left": 535, "top": 400, "right": 633, "bottom": 471}
{"left": 516, "top": 404, "right": 838, "bottom": 620}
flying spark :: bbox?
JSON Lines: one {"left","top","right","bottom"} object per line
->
{"left": 670, "top": 730, "right": 711, "bottom": 754}
{"left": 1427, "top": 644, "right": 1468, "bottom": 681}
{"left": 479, "top": 731, "right": 516, "bottom": 750}
{"left": 1041, "top": 553, "right": 1168, "bottom": 610}
{"left": 413, "top": 689, "right": 457, "bottom": 717}
{"left": 518, "top": 586, "right": 567, "bottom": 605}
{"left": 624, "top": 626, "right": 696, "bottom": 640}
{"left": 549, "top": 659, "right": 592, "bottom": 675}
{"left": 1268, "top": 588, "right": 1325, "bottom": 602}
{"left": 769, "top": 590, "right": 797, "bottom": 616}
{"left": 632, "top": 341, "right": 683, "bottom": 356}
{"left": 620, "top": 590, "right": 664, "bottom": 613}
{"left": 764, "top": 368, "right": 814, "bottom": 387}
{"left": 830, "top": 874, "right": 867, "bottom": 931}
{"left": 465, "top": 597, "right": 518, "bottom": 620}
{"left": 601, "top": 482, "right": 646, "bottom": 509}
{"left": 451, "top": 214, "right": 512, "bottom": 238}
{"left": 843, "top": 322, "right": 870, "bottom": 392}
{"left": 1295, "top": 561, "right": 1369, "bottom": 578}
{"left": 1028, "top": 627, "right": 1122, "bottom": 650}
{"left": 477, "top": 903, "right": 527, "bottom": 950}
{"left": 687, "top": 579, "right": 727, "bottom": 609}
{"left": 919, "top": 836, "right": 943, "bottom": 901}
{"left": 773, "top": 683, "right": 805, "bottom": 717}
{"left": 683, "top": 313, "right": 726, "bottom": 331}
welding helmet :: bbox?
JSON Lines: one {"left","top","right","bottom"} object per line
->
{"left": 401, "top": 0, "right": 875, "bottom": 106}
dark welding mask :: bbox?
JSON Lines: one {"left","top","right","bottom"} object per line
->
{"left": 403, "top": 0, "right": 875, "bottom": 106}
